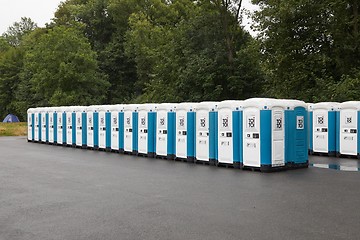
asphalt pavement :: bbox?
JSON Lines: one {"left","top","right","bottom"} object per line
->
{"left": 0, "top": 137, "right": 359, "bottom": 240}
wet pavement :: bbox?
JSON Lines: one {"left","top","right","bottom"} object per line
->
{"left": 0, "top": 136, "right": 359, "bottom": 240}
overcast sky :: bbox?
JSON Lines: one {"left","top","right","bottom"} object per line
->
{"left": 0, "top": 0, "right": 258, "bottom": 35}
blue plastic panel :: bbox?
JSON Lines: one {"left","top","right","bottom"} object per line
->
{"left": 133, "top": 112, "right": 138, "bottom": 151}
{"left": 148, "top": 112, "right": 156, "bottom": 154}
{"left": 260, "top": 110, "right": 272, "bottom": 165}
{"left": 167, "top": 112, "right": 176, "bottom": 155}
{"left": 106, "top": 112, "right": 111, "bottom": 148}
{"left": 232, "top": 110, "right": 241, "bottom": 163}
{"left": 187, "top": 111, "right": 195, "bottom": 158}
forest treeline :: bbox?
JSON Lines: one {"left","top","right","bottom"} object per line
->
{"left": 0, "top": 0, "right": 359, "bottom": 120}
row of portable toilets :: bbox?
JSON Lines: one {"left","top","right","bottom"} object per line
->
{"left": 26, "top": 99, "right": 360, "bottom": 172}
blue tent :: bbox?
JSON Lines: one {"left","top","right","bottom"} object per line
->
{"left": 2, "top": 114, "right": 20, "bottom": 123}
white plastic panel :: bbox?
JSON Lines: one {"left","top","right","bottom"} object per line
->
{"left": 66, "top": 111, "right": 72, "bottom": 145}
{"left": 340, "top": 110, "right": 358, "bottom": 155}
{"left": 27, "top": 112, "right": 32, "bottom": 140}
{"left": 243, "top": 107, "right": 260, "bottom": 167}
{"left": 41, "top": 112, "right": 47, "bottom": 142}
{"left": 272, "top": 108, "right": 285, "bottom": 166}
{"left": 87, "top": 112, "right": 94, "bottom": 147}
{"left": 156, "top": 110, "right": 168, "bottom": 156}
{"left": 313, "top": 109, "right": 328, "bottom": 153}
{"left": 57, "top": 111, "right": 63, "bottom": 143}
{"left": 218, "top": 108, "right": 233, "bottom": 164}
{"left": 176, "top": 110, "right": 187, "bottom": 159}
{"left": 76, "top": 111, "right": 82, "bottom": 146}
{"left": 99, "top": 111, "right": 106, "bottom": 149}
{"left": 195, "top": 110, "right": 210, "bottom": 161}
{"left": 49, "top": 112, "right": 54, "bottom": 143}
{"left": 124, "top": 111, "right": 133, "bottom": 152}
{"left": 138, "top": 111, "right": 148, "bottom": 154}
{"left": 111, "top": 111, "right": 119, "bottom": 150}
{"left": 34, "top": 113, "right": 39, "bottom": 141}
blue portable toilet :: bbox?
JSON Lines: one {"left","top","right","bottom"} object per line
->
{"left": 86, "top": 105, "right": 100, "bottom": 149}
{"left": 73, "top": 106, "right": 86, "bottom": 148}
{"left": 98, "top": 105, "right": 112, "bottom": 151}
{"left": 40, "top": 107, "right": 49, "bottom": 143}
{"left": 217, "top": 100, "right": 243, "bottom": 168}
{"left": 175, "top": 103, "right": 196, "bottom": 162}
{"left": 155, "top": 103, "right": 177, "bottom": 160}
{"left": 27, "top": 108, "right": 35, "bottom": 142}
{"left": 338, "top": 101, "right": 360, "bottom": 158}
{"left": 242, "top": 98, "right": 287, "bottom": 172}
{"left": 309, "top": 102, "right": 339, "bottom": 156}
{"left": 137, "top": 104, "right": 157, "bottom": 157}
{"left": 283, "top": 100, "right": 308, "bottom": 169}
{"left": 109, "top": 105, "right": 124, "bottom": 152}
{"left": 194, "top": 102, "right": 218, "bottom": 165}
{"left": 123, "top": 104, "right": 140, "bottom": 155}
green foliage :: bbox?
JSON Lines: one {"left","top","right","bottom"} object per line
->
{"left": 21, "top": 26, "right": 110, "bottom": 107}
{"left": 252, "top": 0, "right": 360, "bottom": 102}
{"left": 2, "top": 17, "right": 37, "bottom": 46}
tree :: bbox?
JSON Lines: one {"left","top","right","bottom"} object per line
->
{"left": 21, "top": 26, "right": 110, "bottom": 107}
{"left": 0, "top": 47, "right": 24, "bottom": 120}
{"left": 2, "top": 17, "right": 37, "bottom": 46}
{"left": 252, "top": 0, "right": 360, "bottom": 102}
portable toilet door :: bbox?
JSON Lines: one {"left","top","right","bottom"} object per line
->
{"left": 242, "top": 98, "right": 287, "bottom": 172}
{"left": 310, "top": 102, "right": 338, "bottom": 156}
{"left": 34, "top": 108, "right": 40, "bottom": 142}
{"left": 65, "top": 107, "right": 74, "bottom": 146}
{"left": 283, "top": 100, "right": 308, "bottom": 168}
{"left": 155, "top": 103, "right": 176, "bottom": 160}
{"left": 56, "top": 107, "right": 64, "bottom": 145}
{"left": 137, "top": 104, "right": 157, "bottom": 157}
{"left": 195, "top": 102, "right": 218, "bottom": 164}
{"left": 110, "top": 105, "right": 123, "bottom": 152}
{"left": 86, "top": 105, "right": 100, "bottom": 149}
{"left": 123, "top": 104, "right": 139, "bottom": 154}
{"left": 27, "top": 108, "right": 34, "bottom": 142}
{"left": 48, "top": 107, "right": 55, "bottom": 144}
{"left": 98, "top": 105, "right": 111, "bottom": 151}
{"left": 338, "top": 101, "right": 360, "bottom": 158}
{"left": 41, "top": 108, "right": 49, "bottom": 143}
{"left": 74, "top": 106, "right": 86, "bottom": 148}
{"left": 175, "top": 103, "right": 196, "bottom": 162}
{"left": 217, "top": 100, "right": 243, "bottom": 168}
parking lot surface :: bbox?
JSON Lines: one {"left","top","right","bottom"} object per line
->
{"left": 0, "top": 137, "right": 359, "bottom": 240}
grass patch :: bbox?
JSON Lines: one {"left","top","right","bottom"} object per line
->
{"left": 0, "top": 122, "right": 28, "bottom": 136}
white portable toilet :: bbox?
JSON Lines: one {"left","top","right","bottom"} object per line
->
{"left": 27, "top": 108, "right": 35, "bottom": 142}
{"left": 65, "top": 106, "right": 74, "bottom": 146}
{"left": 242, "top": 98, "right": 287, "bottom": 172}
{"left": 48, "top": 107, "right": 55, "bottom": 144}
{"left": 34, "top": 108, "right": 41, "bottom": 142}
{"left": 109, "top": 105, "right": 124, "bottom": 152}
{"left": 86, "top": 105, "right": 100, "bottom": 149}
{"left": 195, "top": 102, "right": 218, "bottom": 164}
{"left": 56, "top": 107, "right": 66, "bottom": 145}
{"left": 217, "top": 100, "right": 243, "bottom": 168}
{"left": 98, "top": 105, "right": 112, "bottom": 151}
{"left": 309, "top": 102, "right": 338, "bottom": 156}
{"left": 175, "top": 103, "right": 196, "bottom": 162}
{"left": 155, "top": 103, "right": 176, "bottom": 159}
{"left": 40, "top": 107, "right": 48, "bottom": 143}
{"left": 338, "top": 101, "right": 360, "bottom": 158}
{"left": 123, "top": 104, "right": 139, "bottom": 154}
{"left": 74, "top": 106, "right": 85, "bottom": 148}
{"left": 138, "top": 104, "right": 157, "bottom": 157}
